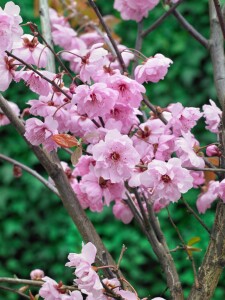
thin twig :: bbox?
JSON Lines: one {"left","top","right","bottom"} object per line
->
{"left": 0, "top": 285, "right": 30, "bottom": 299}
{"left": 182, "top": 198, "right": 211, "bottom": 234}
{"left": 0, "top": 153, "right": 59, "bottom": 196}
{"left": 117, "top": 245, "right": 127, "bottom": 269}
{"left": 142, "top": 95, "right": 168, "bottom": 125}
{"left": 172, "top": 10, "right": 209, "bottom": 48}
{"left": 141, "top": 0, "right": 184, "bottom": 38}
{"left": 167, "top": 208, "right": 199, "bottom": 289}
{"left": 87, "top": 0, "right": 127, "bottom": 73}
{"left": 213, "top": 0, "right": 225, "bottom": 40}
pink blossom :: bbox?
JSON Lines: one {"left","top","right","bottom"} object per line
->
{"left": 24, "top": 116, "right": 58, "bottom": 151}
{"left": 114, "top": 0, "right": 159, "bottom": 22}
{"left": 61, "top": 291, "right": 83, "bottom": 300}
{"left": 202, "top": 99, "right": 222, "bottom": 133}
{"left": 175, "top": 132, "right": 205, "bottom": 168}
{"left": 66, "top": 243, "right": 103, "bottom": 295}
{"left": 218, "top": 179, "right": 225, "bottom": 202}
{"left": 72, "top": 83, "right": 118, "bottom": 118}
{"left": 117, "top": 290, "right": 137, "bottom": 299}
{"left": 72, "top": 155, "right": 95, "bottom": 176}
{"left": 14, "top": 70, "right": 55, "bottom": 96}
{"left": 190, "top": 171, "right": 205, "bottom": 188}
{"left": 140, "top": 158, "right": 193, "bottom": 203}
{"left": 113, "top": 200, "right": 133, "bottom": 224}
{"left": 0, "top": 101, "right": 20, "bottom": 126}
{"left": 206, "top": 144, "right": 221, "bottom": 157}
{"left": 92, "top": 129, "right": 140, "bottom": 183}
{"left": 135, "top": 54, "right": 173, "bottom": 84}
{"left": 104, "top": 103, "right": 140, "bottom": 134}
{"left": 12, "top": 34, "right": 49, "bottom": 68}
{"left": 30, "top": 269, "right": 45, "bottom": 280}
{"left": 197, "top": 181, "right": 219, "bottom": 213}
{"left": 166, "top": 103, "right": 202, "bottom": 136}
{"left": 106, "top": 74, "right": 145, "bottom": 108}
{"left": 0, "top": 55, "right": 17, "bottom": 91}
{"left": 39, "top": 276, "right": 63, "bottom": 300}
{"left": 0, "top": 1, "right": 23, "bottom": 52}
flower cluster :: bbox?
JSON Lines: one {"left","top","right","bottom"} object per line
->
{"left": 38, "top": 242, "right": 166, "bottom": 300}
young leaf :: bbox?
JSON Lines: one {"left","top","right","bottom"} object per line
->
{"left": 52, "top": 134, "right": 79, "bottom": 148}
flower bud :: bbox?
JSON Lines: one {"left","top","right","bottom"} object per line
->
{"left": 206, "top": 145, "right": 221, "bottom": 157}
{"left": 30, "top": 269, "right": 45, "bottom": 280}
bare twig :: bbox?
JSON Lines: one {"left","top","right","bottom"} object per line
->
{"left": 117, "top": 245, "right": 127, "bottom": 269}
{"left": 0, "top": 285, "right": 30, "bottom": 299}
{"left": 167, "top": 208, "right": 199, "bottom": 289}
{"left": 172, "top": 10, "right": 209, "bottom": 48}
{"left": 141, "top": 0, "right": 184, "bottom": 38}
{"left": 0, "top": 153, "right": 59, "bottom": 196}
{"left": 142, "top": 95, "right": 168, "bottom": 125}
{"left": 182, "top": 198, "right": 211, "bottom": 234}
{"left": 87, "top": 0, "right": 127, "bottom": 73}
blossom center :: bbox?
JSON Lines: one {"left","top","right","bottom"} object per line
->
{"left": 110, "top": 151, "right": 120, "bottom": 161}
{"left": 161, "top": 174, "right": 171, "bottom": 183}
{"left": 119, "top": 84, "right": 127, "bottom": 93}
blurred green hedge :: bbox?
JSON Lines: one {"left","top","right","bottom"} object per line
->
{"left": 0, "top": 1, "right": 224, "bottom": 299}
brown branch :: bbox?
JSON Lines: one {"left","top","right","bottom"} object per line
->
{"left": 132, "top": 21, "right": 143, "bottom": 76}
{"left": 0, "top": 93, "right": 119, "bottom": 273}
{"left": 172, "top": 10, "right": 209, "bottom": 49}
{"left": 0, "top": 153, "right": 59, "bottom": 196}
{"left": 87, "top": 0, "right": 127, "bottom": 73}
{"left": 141, "top": 0, "right": 184, "bottom": 38}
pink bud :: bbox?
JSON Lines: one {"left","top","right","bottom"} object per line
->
{"left": 30, "top": 269, "right": 45, "bottom": 280}
{"left": 206, "top": 145, "right": 221, "bottom": 157}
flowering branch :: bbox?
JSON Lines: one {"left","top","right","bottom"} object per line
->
{"left": 87, "top": 0, "right": 127, "bottom": 73}
{"left": 0, "top": 153, "right": 59, "bottom": 196}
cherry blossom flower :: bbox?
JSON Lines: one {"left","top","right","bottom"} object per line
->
{"left": 61, "top": 291, "right": 83, "bottom": 300}
{"left": 140, "top": 158, "right": 193, "bottom": 203}
{"left": 113, "top": 200, "right": 134, "bottom": 224}
{"left": 135, "top": 54, "right": 173, "bottom": 84}
{"left": 0, "top": 55, "right": 17, "bottom": 91}
{"left": 30, "top": 269, "right": 45, "bottom": 280}
{"left": 114, "top": 0, "right": 159, "bottom": 22}
{"left": 12, "top": 34, "right": 49, "bottom": 68}
{"left": 0, "top": 1, "right": 23, "bottom": 53}
{"left": 106, "top": 74, "right": 145, "bottom": 108}
{"left": 14, "top": 70, "right": 55, "bottom": 96}
{"left": 0, "top": 101, "right": 19, "bottom": 126}
{"left": 196, "top": 181, "right": 219, "bottom": 213}
{"left": 24, "top": 116, "right": 58, "bottom": 151}
{"left": 166, "top": 103, "right": 202, "bottom": 136}
{"left": 206, "top": 144, "right": 221, "bottom": 157}
{"left": 92, "top": 129, "right": 140, "bottom": 183}
{"left": 39, "top": 276, "right": 64, "bottom": 300}
{"left": 202, "top": 99, "right": 222, "bottom": 133}
{"left": 72, "top": 83, "right": 118, "bottom": 118}
{"left": 218, "top": 179, "right": 225, "bottom": 202}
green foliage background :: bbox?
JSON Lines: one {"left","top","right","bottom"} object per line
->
{"left": 0, "top": 0, "right": 224, "bottom": 299}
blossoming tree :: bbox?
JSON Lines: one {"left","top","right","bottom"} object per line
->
{"left": 0, "top": 0, "right": 225, "bottom": 299}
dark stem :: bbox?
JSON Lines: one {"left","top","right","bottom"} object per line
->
{"left": 141, "top": 0, "right": 184, "bottom": 38}
{"left": 132, "top": 21, "right": 143, "bottom": 76}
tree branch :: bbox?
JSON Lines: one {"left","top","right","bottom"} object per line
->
{"left": 213, "top": 0, "right": 225, "bottom": 40}
{"left": 0, "top": 153, "right": 59, "bottom": 196}
{"left": 0, "top": 93, "right": 118, "bottom": 273}
{"left": 141, "top": 0, "right": 184, "bottom": 38}
{"left": 172, "top": 10, "right": 209, "bottom": 49}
